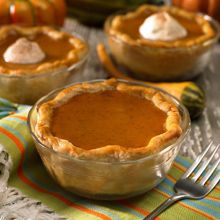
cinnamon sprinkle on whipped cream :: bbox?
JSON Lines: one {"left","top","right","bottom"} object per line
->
{"left": 3, "top": 37, "right": 45, "bottom": 64}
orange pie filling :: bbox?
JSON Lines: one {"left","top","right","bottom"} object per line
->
{"left": 51, "top": 90, "right": 167, "bottom": 150}
{"left": 35, "top": 80, "right": 182, "bottom": 161}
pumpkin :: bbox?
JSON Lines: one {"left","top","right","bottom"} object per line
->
{"left": 173, "top": 0, "right": 220, "bottom": 22}
{"left": 0, "top": 0, "right": 66, "bottom": 26}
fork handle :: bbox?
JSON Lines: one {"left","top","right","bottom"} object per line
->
{"left": 143, "top": 193, "right": 187, "bottom": 220}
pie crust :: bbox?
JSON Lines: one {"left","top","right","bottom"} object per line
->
{"left": 35, "top": 79, "right": 182, "bottom": 161}
{"left": 109, "top": 4, "right": 216, "bottom": 48}
{"left": 0, "top": 25, "right": 88, "bottom": 75}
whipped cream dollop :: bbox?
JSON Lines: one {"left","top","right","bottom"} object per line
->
{"left": 139, "top": 12, "right": 187, "bottom": 41}
{"left": 3, "top": 37, "right": 45, "bottom": 64}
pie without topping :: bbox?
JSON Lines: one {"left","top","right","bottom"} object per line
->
{"left": 0, "top": 25, "right": 88, "bottom": 75}
{"left": 35, "top": 79, "right": 182, "bottom": 161}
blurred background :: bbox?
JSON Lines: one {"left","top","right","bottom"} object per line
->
{"left": 0, "top": 0, "right": 219, "bottom": 27}
{"left": 66, "top": 0, "right": 220, "bottom": 26}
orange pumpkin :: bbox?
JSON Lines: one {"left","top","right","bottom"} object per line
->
{"left": 0, "top": 0, "right": 66, "bottom": 26}
{"left": 173, "top": 0, "right": 220, "bottom": 21}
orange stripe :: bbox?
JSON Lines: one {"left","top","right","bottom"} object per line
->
{"left": 0, "top": 127, "right": 111, "bottom": 220}
{"left": 8, "top": 115, "right": 27, "bottom": 121}
{"left": 0, "top": 127, "right": 25, "bottom": 154}
{"left": 119, "top": 200, "right": 161, "bottom": 220}
{"left": 173, "top": 161, "right": 187, "bottom": 172}
{"left": 153, "top": 188, "right": 216, "bottom": 220}
{"left": 173, "top": 162, "right": 220, "bottom": 191}
{"left": 167, "top": 174, "right": 177, "bottom": 183}
{"left": 207, "top": 195, "right": 220, "bottom": 202}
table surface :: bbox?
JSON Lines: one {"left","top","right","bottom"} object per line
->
{"left": 63, "top": 18, "right": 220, "bottom": 160}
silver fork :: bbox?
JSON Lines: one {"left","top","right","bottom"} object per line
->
{"left": 144, "top": 141, "right": 220, "bottom": 220}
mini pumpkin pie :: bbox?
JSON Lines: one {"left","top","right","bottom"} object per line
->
{"left": 0, "top": 25, "right": 87, "bottom": 75}
{"left": 0, "top": 25, "right": 88, "bottom": 103}
{"left": 35, "top": 79, "right": 182, "bottom": 161}
{"left": 105, "top": 4, "right": 219, "bottom": 81}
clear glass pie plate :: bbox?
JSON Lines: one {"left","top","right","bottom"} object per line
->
{"left": 28, "top": 79, "right": 190, "bottom": 200}
{"left": 0, "top": 33, "right": 89, "bottom": 104}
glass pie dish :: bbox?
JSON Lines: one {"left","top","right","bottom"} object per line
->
{"left": 28, "top": 79, "right": 190, "bottom": 200}
{"left": 105, "top": 5, "right": 220, "bottom": 82}
{"left": 0, "top": 25, "right": 89, "bottom": 104}
{"left": 0, "top": 54, "right": 88, "bottom": 104}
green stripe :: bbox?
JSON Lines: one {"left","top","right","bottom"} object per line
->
{"left": 0, "top": 98, "right": 18, "bottom": 108}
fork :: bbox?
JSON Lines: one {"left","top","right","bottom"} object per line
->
{"left": 144, "top": 141, "right": 220, "bottom": 220}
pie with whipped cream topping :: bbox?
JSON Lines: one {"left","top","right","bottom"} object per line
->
{"left": 109, "top": 4, "right": 215, "bottom": 48}
{"left": 0, "top": 25, "right": 88, "bottom": 75}
{"left": 105, "top": 4, "right": 218, "bottom": 81}
{"left": 35, "top": 79, "right": 182, "bottom": 161}
{"left": 0, "top": 25, "right": 88, "bottom": 104}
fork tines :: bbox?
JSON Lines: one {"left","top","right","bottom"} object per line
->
{"left": 181, "top": 141, "right": 220, "bottom": 189}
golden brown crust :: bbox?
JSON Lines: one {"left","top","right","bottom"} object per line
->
{"left": 108, "top": 4, "right": 216, "bottom": 48}
{"left": 35, "top": 79, "right": 182, "bottom": 161}
{"left": 0, "top": 25, "right": 88, "bottom": 75}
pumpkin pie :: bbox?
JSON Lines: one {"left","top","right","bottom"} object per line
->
{"left": 35, "top": 79, "right": 182, "bottom": 161}
{"left": 0, "top": 25, "right": 88, "bottom": 75}
{"left": 105, "top": 4, "right": 219, "bottom": 81}
{"left": 0, "top": 25, "right": 88, "bottom": 104}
